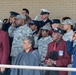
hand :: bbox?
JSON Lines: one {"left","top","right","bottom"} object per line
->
{"left": 11, "top": 17, "right": 16, "bottom": 26}
{"left": 12, "top": 21, "right": 16, "bottom": 26}
{"left": 36, "top": 30, "right": 41, "bottom": 37}
{"left": 70, "top": 33, "right": 76, "bottom": 42}
{"left": 34, "top": 14, "right": 40, "bottom": 20}
{"left": 46, "top": 59, "right": 55, "bottom": 66}
{"left": 0, "top": 67, "right": 5, "bottom": 73}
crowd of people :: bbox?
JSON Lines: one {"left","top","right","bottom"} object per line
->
{"left": 0, "top": 8, "right": 76, "bottom": 75}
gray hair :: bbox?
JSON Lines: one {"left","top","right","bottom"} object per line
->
{"left": 24, "top": 36, "right": 35, "bottom": 48}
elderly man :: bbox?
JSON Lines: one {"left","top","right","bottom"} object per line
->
{"left": 45, "top": 28, "right": 71, "bottom": 75}
{"left": 8, "top": 14, "right": 32, "bottom": 64}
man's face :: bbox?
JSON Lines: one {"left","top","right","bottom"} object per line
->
{"left": 63, "top": 24, "right": 70, "bottom": 31}
{"left": 52, "top": 32, "right": 60, "bottom": 41}
{"left": 30, "top": 25, "right": 37, "bottom": 31}
{"left": 15, "top": 18, "right": 23, "bottom": 26}
{"left": 22, "top": 39, "right": 31, "bottom": 50}
{"left": 41, "top": 14, "right": 49, "bottom": 20}
{"left": 52, "top": 23, "right": 60, "bottom": 29}
{"left": 21, "top": 10, "right": 28, "bottom": 16}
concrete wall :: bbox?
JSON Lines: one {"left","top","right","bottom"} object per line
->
{"left": 0, "top": 0, "right": 76, "bottom": 22}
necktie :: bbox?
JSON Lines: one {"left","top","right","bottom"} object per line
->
{"left": 53, "top": 42, "right": 57, "bottom": 50}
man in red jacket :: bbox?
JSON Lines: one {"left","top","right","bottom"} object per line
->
{"left": 45, "top": 28, "right": 71, "bottom": 75}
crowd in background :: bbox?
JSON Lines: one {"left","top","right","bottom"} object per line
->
{"left": 0, "top": 8, "right": 76, "bottom": 75}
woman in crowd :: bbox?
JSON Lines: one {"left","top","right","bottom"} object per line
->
{"left": 10, "top": 36, "right": 40, "bottom": 75}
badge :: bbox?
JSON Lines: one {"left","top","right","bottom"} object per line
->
{"left": 59, "top": 50, "right": 63, "bottom": 56}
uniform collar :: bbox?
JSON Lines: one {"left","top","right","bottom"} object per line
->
{"left": 19, "top": 24, "right": 28, "bottom": 28}
{"left": 43, "top": 19, "right": 48, "bottom": 22}
{"left": 65, "top": 30, "right": 74, "bottom": 36}
{"left": 32, "top": 29, "right": 37, "bottom": 33}
{"left": 43, "top": 36, "right": 50, "bottom": 40}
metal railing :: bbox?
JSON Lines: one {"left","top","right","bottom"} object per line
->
{"left": 0, "top": 64, "right": 76, "bottom": 72}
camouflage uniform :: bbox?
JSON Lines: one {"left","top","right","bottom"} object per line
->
{"left": 63, "top": 30, "right": 74, "bottom": 75}
{"left": 63, "top": 30, "right": 74, "bottom": 41}
{"left": 8, "top": 24, "right": 32, "bottom": 64}
{"left": 38, "top": 36, "right": 52, "bottom": 64}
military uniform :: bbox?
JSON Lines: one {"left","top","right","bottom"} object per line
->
{"left": 63, "top": 30, "right": 74, "bottom": 41}
{"left": 62, "top": 19, "right": 75, "bottom": 75}
{"left": 62, "top": 19, "right": 76, "bottom": 46}
{"left": 38, "top": 36, "right": 52, "bottom": 63}
{"left": 34, "top": 9, "right": 52, "bottom": 28}
{"left": 8, "top": 24, "right": 32, "bottom": 64}
{"left": 38, "top": 19, "right": 52, "bottom": 28}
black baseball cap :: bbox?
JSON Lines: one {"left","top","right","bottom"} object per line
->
{"left": 53, "top": 28, "right": 64, "bottom": 35}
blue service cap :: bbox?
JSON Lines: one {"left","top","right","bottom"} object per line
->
{"left": 9, "top": 11, "right": 20, "bottom": 17}
{"left": 29, "top": 20, "right": 39, "bottom": 26}
{"left": 52, "top": 19, "right": 61, "bottom": 24}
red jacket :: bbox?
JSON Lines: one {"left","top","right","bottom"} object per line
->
{"left": 45, "top": 39, "right": 71, "bottom": 75}
{"left": 0, "top": 30, "right": 10, "bottom": 64}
